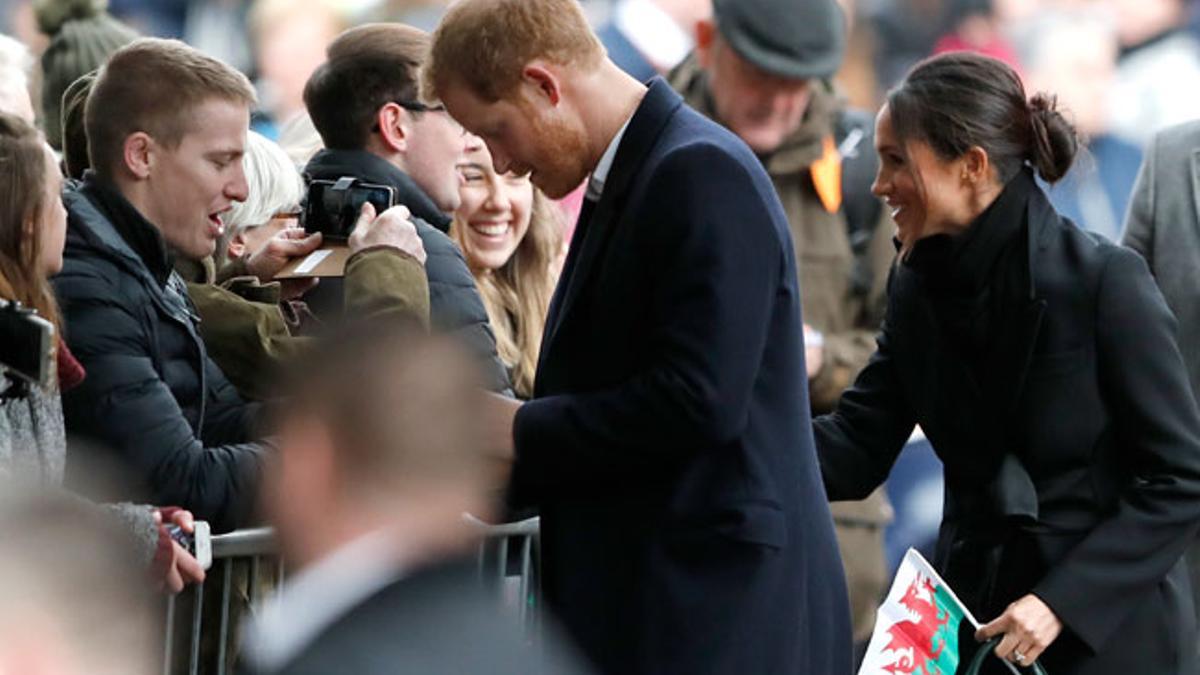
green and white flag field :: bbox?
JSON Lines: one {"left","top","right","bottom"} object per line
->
{"left": 858, "top": 548, "right": 1001, "bottom": 675}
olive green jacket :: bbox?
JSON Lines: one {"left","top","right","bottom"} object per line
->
{"left": 177, "top": 248, "right": 430, "bottom": 401}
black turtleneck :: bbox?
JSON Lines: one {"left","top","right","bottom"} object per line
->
{"left": 902, "top": 169, "right": 1034, "bottom": 379}
{"left": 79, "top": 171, "right": 174, "bottom": 288}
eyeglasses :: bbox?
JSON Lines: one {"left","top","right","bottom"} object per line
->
{"left": 372, "top": 100, "right": 467, "bottom": 136}
{"left": 396, "top": 99, "right": 445, "bottom": 114}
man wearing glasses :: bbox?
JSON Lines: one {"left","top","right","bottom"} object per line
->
{"left": 302, "top": 23, "right": 511, "bottom": 394}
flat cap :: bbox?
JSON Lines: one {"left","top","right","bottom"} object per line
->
{"left": 712, "top": 0, "right": 846, "bottom": 80}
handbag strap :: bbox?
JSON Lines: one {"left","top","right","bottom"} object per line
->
{"left": 966, "top": 637, "right": 1049, "bottom": 675}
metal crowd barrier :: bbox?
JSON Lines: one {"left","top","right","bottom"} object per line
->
{"left": 162, "top": 518, "right": 540, "bottom": 675}
{"left": 469, "top": 515, "right": 541, "bottom": 633}
{"left": 162, "top": 527, "right": 278, "bottom": 675}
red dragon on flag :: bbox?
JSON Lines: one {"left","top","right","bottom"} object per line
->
{"left": 860, "top": 551, "right": 970, "bottom": 675}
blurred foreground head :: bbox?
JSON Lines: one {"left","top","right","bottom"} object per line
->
{"left": 0, "top": 489, "right": 157, "bottom": 675}
{"left": 265, "top": 318, "right": 489, "bottom": 568}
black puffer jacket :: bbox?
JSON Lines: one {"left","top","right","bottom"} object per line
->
{"left": 305, "top": 149, "right": 511, "bottom": 393}
{"left": 54, "top": 176, "right": 264, "bottom": 533}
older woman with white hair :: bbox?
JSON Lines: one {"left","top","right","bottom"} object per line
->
{"left": 217, "top": 130, "right": 309, "bottom": 273}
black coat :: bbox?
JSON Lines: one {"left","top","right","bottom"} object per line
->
{"left": 55, "top": 178, "right": 264, "bottom": 533}
{"left": 816, "top": 172, "right": 1200, "bottom": 674}
{"left": 248, "top": 562, "right": 588, "bottom": 675}
{"left": 511, "top": 79, "right": 853, "bottom": 675}
{"left": 303, "top": 149, "right": 510, "bottom": 393}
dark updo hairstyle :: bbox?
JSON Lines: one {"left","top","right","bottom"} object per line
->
{"left": 887, "top": 51, "right": 1079, "bottom": 184}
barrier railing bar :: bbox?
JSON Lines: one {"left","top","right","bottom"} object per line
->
{"left": 497, "top": 536, "right": 509, "bottom": 586}
{"left": 249, "top": 556, "right": 261, "bottom": 606}
{"left": 519, "top": 534, "right": 533, "bottom": 626}
{"left": 216, "top": 557, "right": 233, "bottom": 675}
{"left": 469, "top": 518, "right": 539, "bottom": 537}
{"left": 162, "top": 594, "right": 176, "bottom": 675}
{"left": 188, "top": 581, "right": 204, "bottom": 675}
{"left": 212, "top": 527, "right": 275, "bottom": 559}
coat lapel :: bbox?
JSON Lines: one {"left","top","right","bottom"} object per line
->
{"left": 540, "top": 79, "right": 682, "bottom": 355}
{"left": 987, "top": 195, "right": 1053, "bottom": 418}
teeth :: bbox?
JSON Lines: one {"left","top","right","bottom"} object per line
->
{"left": 473, "top": 223, "right": 508, "bottom": 236}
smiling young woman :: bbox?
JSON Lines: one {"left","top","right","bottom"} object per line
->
{"left": 450, "top": 139, "right": 563, "bottom": 399}
{"left": 816, "top": 51, "right": 1200, "bottom": 675}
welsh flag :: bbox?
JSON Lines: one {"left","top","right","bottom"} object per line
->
{"left": 858, "top": 549, "right": 982, "bottom": 675}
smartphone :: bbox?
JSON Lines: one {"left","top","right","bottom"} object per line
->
{"left": 167, "top": 521, "right": 212, "bottom": 571}
{"left": 302, "top": 177, "right": 397, "bottom": 240}
{"left": 0, "top": 300, "right": 55, "bottom": 390}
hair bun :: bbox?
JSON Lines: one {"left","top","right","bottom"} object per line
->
{"left": 33, "top": 0, "right": 108, "bottom": 37}
{"left": 1027, "top": 93, "right": 1079, "bottom": 184}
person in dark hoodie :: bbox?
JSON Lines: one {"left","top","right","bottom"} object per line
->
{"left": 303, "top": 22, "right": 510, "bottom": 393}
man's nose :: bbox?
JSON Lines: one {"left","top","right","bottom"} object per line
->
{"left": 228, "top": 166, "right": 249, "bottom": 202}
{"left": 769, "top": 88, "right": 808, "bottom": 118}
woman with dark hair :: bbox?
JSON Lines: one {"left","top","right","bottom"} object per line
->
{"left": 816, "top": 52, "right": 1200, "bottom": 674}
{"left": 0, "top": 111, "right": 204, "bottom": 593}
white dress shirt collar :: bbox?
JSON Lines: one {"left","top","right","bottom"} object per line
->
{"left": 587, "top": 115, "right": 634, "bottom": 202}
{"left": 241, "top": 530, "right": 404, "bottom": 673}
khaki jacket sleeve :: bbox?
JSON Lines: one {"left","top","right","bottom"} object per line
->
{"left": 343, "top": 247, "right": 430, "bottom": 328}
{"left": 809, "top": 208, "right": 896, "bottom": 412}
{"left": 187, "top": 282, "right": 300, "bottom": 401}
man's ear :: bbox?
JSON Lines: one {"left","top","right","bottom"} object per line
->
{"left": 695, "top": 19, "right": 716, "bottom": 69}
{"left": 521, "top": 63, "right": 562, "bottom": 107}
{"left": 376, "top": 102, "right": 408, "bottom": 154}
{"left": 123, "top": 132, "right": 154, "bottom": 180}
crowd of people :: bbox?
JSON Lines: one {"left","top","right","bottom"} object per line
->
{"left": 0, "top": 0, "right": 1196, "bottom": 674}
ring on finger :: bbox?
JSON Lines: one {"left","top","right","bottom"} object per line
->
{"left": 1013, "top": 650, "right": 1026, "bottom": 663}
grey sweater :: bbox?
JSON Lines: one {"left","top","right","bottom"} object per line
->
{"left": 0, "top": 380, "right": 159, "bottom": 565}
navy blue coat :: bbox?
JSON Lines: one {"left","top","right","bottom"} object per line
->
{"left": 511, "top": 79, "right": 852, "bottom": 675}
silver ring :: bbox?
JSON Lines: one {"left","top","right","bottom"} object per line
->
{"left": 1013, "top": 651, "right": 1026, "bottom": 663}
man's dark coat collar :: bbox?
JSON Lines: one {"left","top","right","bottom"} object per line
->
{"left": 76, "top": 171, "right": 174, "bottom": 287}
{"left": 542, "top": 78, "right": 683, "bottom": 352}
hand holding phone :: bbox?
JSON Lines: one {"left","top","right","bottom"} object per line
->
{"left": 166, "top": 520, "right": 212, "bottom": 571}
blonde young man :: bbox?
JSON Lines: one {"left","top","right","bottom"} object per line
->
{"left": 54, "top": 39, "right": 424, "bottom": 531}
{"left": 426, "top": 1, "right": 853, "bottom": 673}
